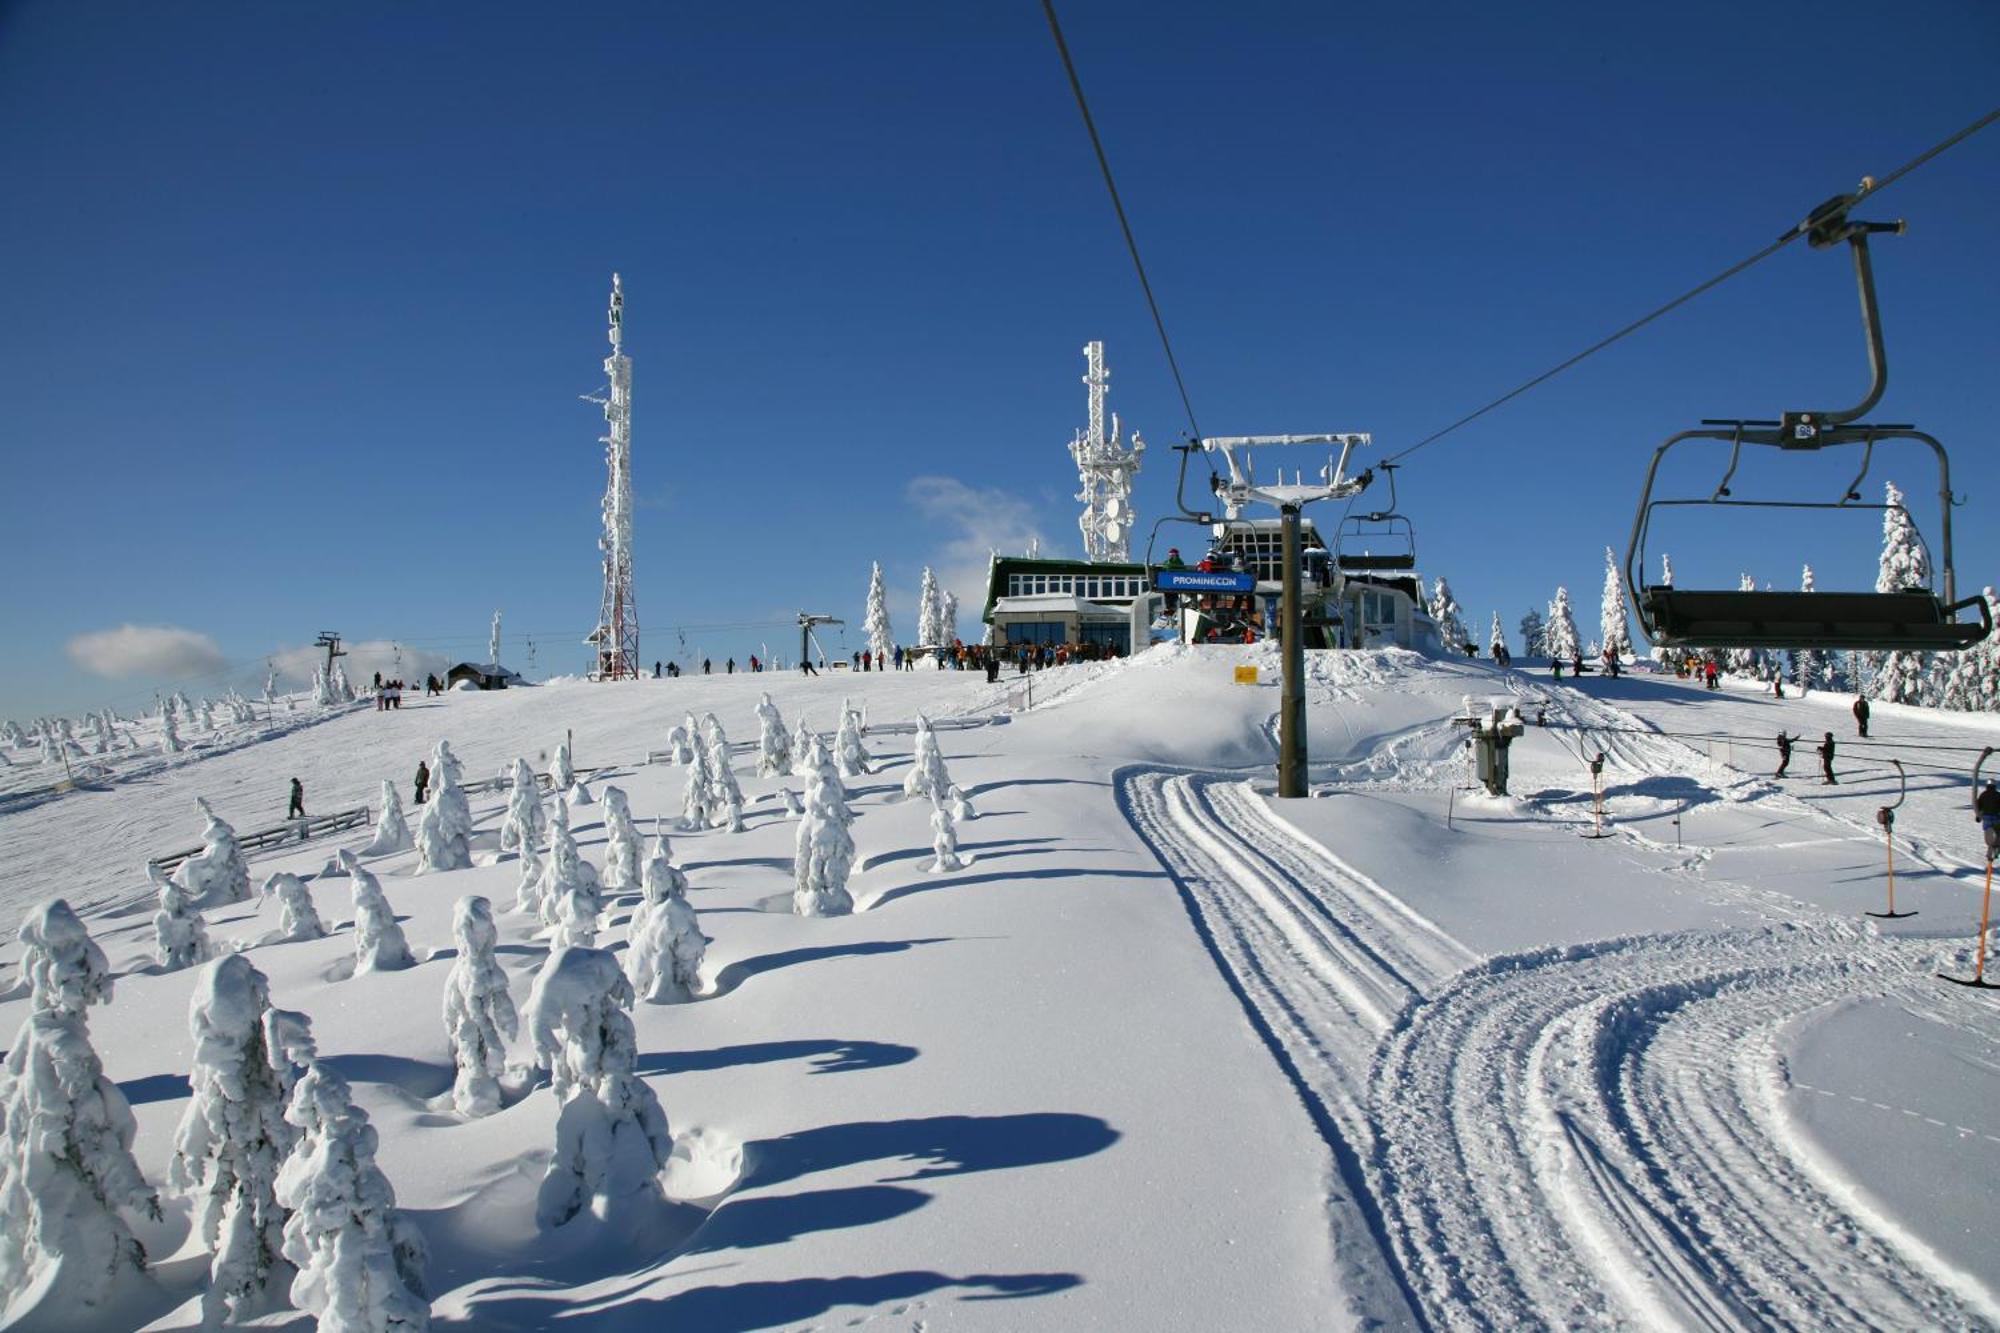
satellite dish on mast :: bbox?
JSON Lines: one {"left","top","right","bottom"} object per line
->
{"left": 1104, "top": 520, "right": 1124, "bottom": 544}
{"left": 1105, "top": 495, "right": 1124, "bottom": 519}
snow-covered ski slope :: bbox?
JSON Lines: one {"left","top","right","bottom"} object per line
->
{"left": 1, "top": 646, "right": 1996, "bottom": 1330}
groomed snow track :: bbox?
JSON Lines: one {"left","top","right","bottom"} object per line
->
{"left": 1118, "top": 766, "right": 2000, "bottom": 1331}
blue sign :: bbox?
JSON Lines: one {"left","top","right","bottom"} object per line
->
{"left": 1157, "top": 569, "right": 1256, "bottom": 593}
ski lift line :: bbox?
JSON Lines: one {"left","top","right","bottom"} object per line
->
{"left": 1382, "top": 105, "right": 2000, "bottom": 469}
{"left": 1041, "top": 0, "right": 1205, "bottom": 448}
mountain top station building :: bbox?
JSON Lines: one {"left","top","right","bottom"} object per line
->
{"left": 981, "top": 556, "right": 1150, "bottom": 653}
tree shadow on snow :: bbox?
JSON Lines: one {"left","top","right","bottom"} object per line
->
{"left": 637, "top": 1038, "right": 918, "bottom": 1078}
{"left": 864, "top": 836, "right": 1065, "bottom": 871}
{"left": 965, "top": 776, "right": 1109, "bottom": 798}
{"left": 706, "top": 938, "right": 952, "bottom": 998}
{"left": 120, "top": 1071, "right": 194, "bottom": 1105}
{"left": 869, "top": 867, "right": 1165, "bottom": 912}
{"left": 743, "top": 1111, "right": 1120, "bottom": 1192}
{"left": 322, "top": 1051, "right": 454, "bottom": 1100}
{"left": 679, "top": 1184, "right": 931, "bottom": 1257}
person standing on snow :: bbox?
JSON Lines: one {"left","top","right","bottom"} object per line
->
{"left": 1775, "top": 732, "right": 1794, "bottom": 778}
{"left": 288, "top": 777, "right": 305, "bottom": 819}
{"left": 1817, "top": 733, "right": 1838, "bottom": 785}
{"left": 1853, "top": 696, "right": 1871, "bottom": 737}
{"left": 1976, "top": 780, "right": 2000, "bottom": 861}
{"left": 414, "top": 759, "right": 430, "bottom": 805}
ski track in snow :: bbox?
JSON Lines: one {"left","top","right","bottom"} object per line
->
{"left": 1120, "top": 764, "right": 2000, "bottom": 1331}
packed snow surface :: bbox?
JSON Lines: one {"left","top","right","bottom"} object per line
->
{"left": 0, "top": 646, "right": 1997, "bottom": 1330}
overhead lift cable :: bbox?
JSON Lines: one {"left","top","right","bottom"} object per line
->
{"left": 1383, "top": 105, "right": 2000, "bottom": 468}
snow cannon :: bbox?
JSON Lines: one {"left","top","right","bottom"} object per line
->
{"left": 1454, "top": 695, "right": 1525, "bottom": 797}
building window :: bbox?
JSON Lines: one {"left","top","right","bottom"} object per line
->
{"left": 1007, "top": 574, "right": 1023, "bottom": 597}
{"left": 1081, "top": 623, "right": 1129, "bottom": 651}
{"left": 1004, "top": 621, "right": 1066, "bottom": 646}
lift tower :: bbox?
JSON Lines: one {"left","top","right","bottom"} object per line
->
{"left": 588, "top": 274, "right": 639, "bottom": 679}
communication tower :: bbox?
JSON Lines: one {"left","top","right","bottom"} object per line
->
{"left": 587, "top": 274, "right": 639, "bottom": 679}
{"left": 1068, "top": 341, "right": 1144, "bottom": 562}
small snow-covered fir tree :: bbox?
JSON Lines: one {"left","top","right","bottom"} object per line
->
{"left": 364, "top": 779, "right": 414, "bottom": 856}
{"left": 179, "top": 797, "right": 251, "bottom": 907}
{"left": 941, "top": 590, "right": 959, "bottom": 646}
{"left": 1941, "top": 587, "right": 2000, "bottom": 712}
{"left": 1599, "top": 547, "right": 1633, "bottom": 660}
{"left": 927, "top": 797, "right": 966, "bottom": 873}
{"left": 599, "top": 786, "right": 643, "bottom": 892}
{"left": 162, "top": 705, "right": 183, "bottom": 754}
{"left": 550, "top": 739, "right": 576, "bottom": 791}
{"left": 1872, "top": 480, "right": 1936, "bottom": 705}
{"left": 343, "top": 851, "right": 414, "bottom": 973}
{"left": 1519, "top": 608, "right": 1546, "bottom": 659}
{"left": 441, "top": 896, "right": 517, "bottom": 1118}
{"left": 525, "top": 947, "right": 673, "bottom": 1228}
{"left": 626, "top": 835, "right": 705, "bottom": 1004}
{"left": 17, "top": 899, "right": 112, "bottom": 1015}
{"left": 791, "top": 713, "right": 815, "bottom": 767}
{"left": 793, "top": 774, "right": 856, "bottom": 917}
{"left": 916, "top": 566, "right": 943, "bottom": 647}
{"left": 512, "top": 840, "right": 546, "bottom": 917}
{"left": 834, "top": 700, "right": 870, "bottom": 777}
{"left": 1488, "top": 611, "right": 1506, "bottom": 658}
{"left": 902, "top": 714, "right": 954, "bottom": 802}
{"left": 664, "top": 720, "right": 694, "bottom": 765}
{"left": 329, "top": 662, "right": 354, "bottom": 703}
{"left": 276, "top": 1057, "right": 428, "bottom": 1332}
{"left": 805, "top": 735, "right": 856, "bottom": 826}
{"left": 1790, "top": 565, "right": 1823, "bottom": 693}
{"left": 1542, "top": 589, "right": 1580, "bottom": 663}
{"left": 1428, "top": 578, "right": 1468, "bottom": 655}
{"left": 170, "top": 955, "right": 296, "bottom": 1323}
{"left": 537, "top": 801, "right": 601, "bottom": 938}
{"left": 755, "top": 693, "right": 792, "bottom": 777}
{"left": 864, "top": 561, "right": 894, "bottom": 664}
{"left": 947, "top": 783, "right": 976, "bottom": 821}
{"left": 678, "top": 738, "right": 715, "bottom": 832}
{"left": 150, "top": 862, "right": 213, "bottom": 971}
{"left": 706, "top": 737, "right": 746, "bottom": 833}
{"left": 312, "top": 665, "right": 336, "bottom": 708}
{"left": 498, "top": 759, "right": 546, "bottom": 855}
{"left": 266, "top": 872, "right": 326, "bottom": 942}
{"left": 415, "top": 740, "right": 472, "bottom": 873}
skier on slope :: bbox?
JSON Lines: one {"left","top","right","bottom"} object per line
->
{"left": 1775, "top": 733, "right": 1793, "bottom": 779}
{"left": 1976, "top": 780, "right": 2000, "bottom": 861}
{"left": 1817, "top": 732, "right": 1838, "bottom": 785}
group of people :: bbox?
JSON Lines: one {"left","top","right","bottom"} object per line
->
{"left": 1549, "top": 649, "right": 1622, "bottom": 681}
{"left": 370, "top": 673, "right": 408, "bottom": 710}
{"left": 1773, "top": 699, "right": 1875, "bottom": 785}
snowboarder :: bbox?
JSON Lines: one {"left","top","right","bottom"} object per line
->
{"left": 1818, "top": 732, "right": 1837, "bottom": 785}
{"left": 1775, "top": 733, "right": 1793, "bottom": 778}
{"left": 1976, "top": 780, "right": 2000, "bottom": 861}
{"left": 1852, "top": 696, "right": 1871, "bottom": 737}
{"left": 414, "top": 759, "right": 431, "bottom": 805}
{"left": 288, "top": 777, "right": 305, "bottom": 819}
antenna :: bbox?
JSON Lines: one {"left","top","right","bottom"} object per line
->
{"left": 1069, "top": 341, "right": 1145, "bottom": 562}
{"left": 586, "top": 273, "right": 639, "bottom": 679}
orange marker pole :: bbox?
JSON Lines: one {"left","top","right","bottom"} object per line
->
{"left": 1976, "top": 860, "right": 1994, "bottom": 986}
{"left": 1884, "top": 826, "right": 1897, "bottom": 916}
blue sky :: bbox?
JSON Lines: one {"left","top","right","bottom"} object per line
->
{"left": 3, "top": 1, "right": 1996, "bottom": 717}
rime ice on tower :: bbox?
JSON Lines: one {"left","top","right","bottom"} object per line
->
{"left": 1069, "top": 340, "right": 1145, "bottom": 562}
{"left": 442, "top": 897, "right": 518, "bottom": 1118}
{"left": 526, "top": 947, "right": 673, "bottom": 1228}
{"left": 588, "top": 273, "right": 640, "bottom": 680}
{"left": 415, "top": 740, "right": 472, "bottom": 873}
{"left": 151, "top": 861, "right": 214, "bottom": 970}
{"left": 0, "top": 901, "right": 159, "bottom": 1321}
{"left": 179, "top": 797, "right": 252, "bottom": 907}
{"left": 599, "top": 786, "right": 643, "bottom": 892}
{"left": 755, "top": 693, "right": 793, "bottom": 777}
{"left": 626, "top": 834, "right": 706, "bottom": 1004}
{"left": 266, "top": 872, "right": 326, "bottom": 942}
{"left": 276, "top": 1050, "right": 429, "bottom": 1332}
{"left": 344, "top": 850, "right": 414, "bottom": 973}
{"left": 793, "top": 771, "right": 856, "bottom": 918}
{"left": 864, "top": 562, "right": 893, "bottom": 666}
{"left": 364, "top": 779, "right": 414, "bottom": 856}
{"left": 170, "top": 955, "right": 296, "bottom": 1322}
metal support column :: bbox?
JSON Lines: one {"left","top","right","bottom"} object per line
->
{"left": 1279, "top": 504, "right": 1306, "bottom": 797}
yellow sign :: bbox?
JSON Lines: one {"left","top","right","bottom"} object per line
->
{"left": 1233, "top": 665, "right": 1260, "bottom": 685}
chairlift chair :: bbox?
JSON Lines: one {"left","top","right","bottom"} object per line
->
{"left": 1333, "top": 462, "right": 1418, "bottom": 574}
{"left": 1624, "top": 190, "right": 1990, "bottom": 653}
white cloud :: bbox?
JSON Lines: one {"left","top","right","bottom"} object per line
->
{"left": 66, "top": 624, "right": 228, "bottom": 679}
{"left": 906, "top": 476, "right": 1053, "bottom": 620}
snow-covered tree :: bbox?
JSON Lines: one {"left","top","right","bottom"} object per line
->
{"left": 1939, "top": 587, "right": 2000, "bottom": 712}
{"left": 678, "top": 738, "right": 714, "bottom": 833}
{"left": 312, "top": 665, "right": 336, "bottom": 708}
{"left": 150, "top": 862, "right": 213, "bottom": 971}
{"left": 1542, "top": 589, "right": 1580, "bottom": 663}
{"left": 17, "top": 899, "right": 112, "bottom": 1015}
{"left": 927, "top": 797, "right": 966, "bottom": 873}
{"left": 864, "top": 561, "right": 893, "bottom": 664}
{"left": 805, "top": 735, "right": 855, "bottom": 827}
{"left": 664, "top": 720, "right": 692, "bottom": 764}
{"left": 178, "top": 797, "right": 251, "bottom": 907}
{"left": 329, "top": 663, "right": 354, "bottom": 703}
{"left": 512, "top": 840, "right": 546, "bottom": 918}
{"left": 276, "top": 1056, "right": 428, "bottom": 1332}
{"left": 599, "top": 786, "right": 643, "bottom": 892}
{"left": 442, "top": 897, "right": 517, "bottom": 1118}
{"left": 1488, "top": 611, "right": 1506, "bottom": 658}
{"left": 791, "top": 713, "right": 815, "bottom": 768}
{"left": 1599, "top": 547, "right": 1633, "bottom": 660}
{"left": 415, "top": 740, "right": 472, "bottom": 873}
{"left": 537, "top": 801, "right": 601, "bottom": 942}
{"left": 266, "top": 872, "right": 326, "bottom": 942}
{"left": 161, "top": 708, "right": 183, "bottom": 753}
{"left": 343, "top": 851, "right": 413, "bottom": 973}
{"left": 525, "top": 947, "right": 672, "bottom": 1228}
{"left": 947, "top": 783, "right": 976, "bottom": 821}
{"left": 902, "top": 714, "right": 953, "bottom": 803}
{"left": 916, "top": 566, "right": 943, "bottom": 647}
{"left": 1519, "top": 608, "right": 1546, "bottom": 659}
{"left": 363, "top": 780, "right": 413, "bottom": 856}
{"left": 793, "top": 773, "right": 856, "bottom": 917}
{"left": 755, "top": 693, "right": 792, "bottom": 777}
{"left": 1872, "top": 480, "right": 1936, "bottom": 705}
{"left": 834, "top": 700, "right": 870, "bottom": 777}
{"left": 550, "top": 739, "right": 576, "bottom": 791}
{"left": 1428, "top": 578, "right": 1468, "bottom": 655}
{"left": 626, "top": 836, "right": 706, "bottom": 1004}
{"left": 170, "top": 955, "right": 296, "bottom": 1322}
{"left": 498, "top": 759, "right": 546, "bottom": 855}
{"left": 941, "top": 590, "right": 960, "bottom": 646}
{"left": 0, "top": 1001, "right": 158, "bottom": 1319}
{"left": 1788, "top": 565, "right": 1824, "bottom": 694}
{"left": 706, "top": 736, "right": 745, "bottom": 833}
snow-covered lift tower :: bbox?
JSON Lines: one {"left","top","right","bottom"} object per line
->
{"left": 1068, "top": 341, "right": 1144, "bottom": 563}
{"left": 587, "top": 274, "right": 639, "bottom": 680}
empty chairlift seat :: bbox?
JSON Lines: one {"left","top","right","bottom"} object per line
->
{"left": 1639, "top": 586, "right": 1990, "bottom": 652}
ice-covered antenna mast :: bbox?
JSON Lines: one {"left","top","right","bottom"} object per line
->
{"left": 1198, "top": 432, "right": 1373, "bottom": 798}
{"left": 586, "top": 273, "right": 639, "bottom": 680}
{"left": 1069, "top": 341, "right": 1144, "bottom": 562}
